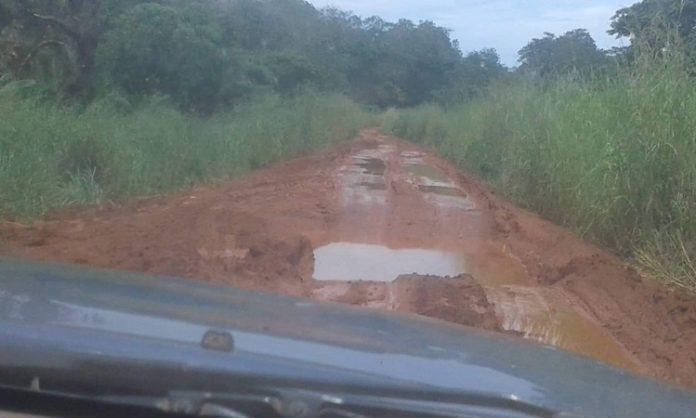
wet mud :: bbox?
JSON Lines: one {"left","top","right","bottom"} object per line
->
{"left": 2, "top": 129, "right": 696, "bottom": 389}
{"left": 309, "top": 134, "right": 642, "bottom": 374}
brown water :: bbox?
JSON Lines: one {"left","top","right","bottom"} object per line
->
{"left": 485, "top": 286, "right": 639, "bottom": 370}
{"left": 312, "top": 139, "right": 642, "bottom": 372}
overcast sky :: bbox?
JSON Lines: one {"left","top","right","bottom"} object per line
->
{"left": 307, "top": 0, "right": 634, "bottom": 66}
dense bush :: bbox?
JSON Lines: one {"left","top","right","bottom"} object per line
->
{"left": 96, "top": 3, "right": 226, "bottom": 113}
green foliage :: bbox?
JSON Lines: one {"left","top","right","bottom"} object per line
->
{"left": 610, "top": 0, "right": 696, "bottom": 42}
{"left": 1, "top": 0, "right": 490, "bottom": 109}
{"left": 387, "top": 50, "right": 696, "bottom": 292}
{"left": 0, "top": 92, "right": 373, "bottom": 220}
{"left": 518, "top": 29, "right": 609, "bottom": 78}
{"left": 635, "top": 230, "right": 696, "bottom": 293}
{"left": 259, "top": 52, "right": 321, "bottom": 93}
{"left": 97, "top": 3, "right": 226, "bottom": 112}
{"left": 609, "top": 0, "right": 696, "bottom": 67}
{"left": 373, "top": 20, "right": 462, "bottom": 106}
{"left": 434, "top": 48, "right": 507, "bottom": 106}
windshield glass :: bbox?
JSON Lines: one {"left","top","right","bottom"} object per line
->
{"left": 1, "top": 0, "right": 696, "bottom": 416}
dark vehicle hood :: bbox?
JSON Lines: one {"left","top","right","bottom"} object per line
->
{"left": 0, "top": 258, "right": 695, "bottom": 417}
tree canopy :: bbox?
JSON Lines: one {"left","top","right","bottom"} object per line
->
{"left": 609, "top": 0, "right": 696, "bottom": 63}
{"left": 518, "top": 29, "right": 608, "bottom": 78}
{"left": 97, "top": 3, "right": 226, "bottom": 112}
{"left": 610, "top": 0, "right": 696, "bottom": 41}
{"left": 4, "top": 0, "right": 694, "bottom": 111}
{"left": 0, "top": 0, "right": 505, "bottom": 110}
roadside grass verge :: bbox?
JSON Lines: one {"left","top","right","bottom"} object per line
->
{"left": 0, "top": 92, "right": 373, "bottom": 221}
{"left": 384, "top": 59, "right": 696, "bottom": 293}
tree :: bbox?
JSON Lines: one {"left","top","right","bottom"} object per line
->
{"left": 1, "top": 0, "right": 493, "bottom": 109}
{"left": 518, "top": 29, "right": 608, "bottom": 78}
{"left": 434, "top": 48, "right": 507, "bottom": 105}
{"left": 346, "top": 19, "right": 461, "bottom": 107}
{"left": 610, "top": 0, "right": 696, "bottom": 41}
{"left": 97, "top": 3, "right": 226, "bottom": 112}
{"left": 0, "top": 0, "right": 147, "bottom": 98}
{"left": 609, "top": 0, "right": 696, "bottom": 60}
{"left": 461, "top": 49, "right": 506, "bottom": 88}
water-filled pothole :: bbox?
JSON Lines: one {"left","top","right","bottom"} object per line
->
{"left": 406, "top": 164, "right": 450, "bottom": 183}
{"left": 357, "top": 181, "right": 388, "bottom": 190}
{"left": 313, "top": 243, "right": 465, "bottom": 282}
{"left": 354, "top": 157, "right": 386, "bottom": 176}
{"left": 401, "top": 162, "right": 476, "bottom": 209}
{"left": 418, "top": 185, "right": 461, "bottom": 196}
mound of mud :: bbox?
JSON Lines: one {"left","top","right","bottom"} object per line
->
{"left": 2, "top": 203, "right": 314, "bottom": 298}
{"left": 313, "top": 274, "right": 500, "bottom": 331}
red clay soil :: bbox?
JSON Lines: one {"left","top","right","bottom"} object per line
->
{"left": 2, "top": 129, "right": 695, "bottom": 389}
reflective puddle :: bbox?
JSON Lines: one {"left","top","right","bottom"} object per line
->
{"left": 313, "top": 243, "right": 465, "bottom": 282}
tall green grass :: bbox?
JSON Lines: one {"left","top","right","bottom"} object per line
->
{"left": 0, "top": 91, "right": 373, "bottom": 220}
{"left": 386, "top": 56, "right": 696, "bottom": 292}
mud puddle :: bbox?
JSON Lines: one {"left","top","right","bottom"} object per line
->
{"left": 313, "top": 243, "right": 465, "bottom": 282}
{"left": 485, "top": 286, "right": 640, "bottom": 371}
{"left": 313, "top": 138, "right": 642, "bottom": 373}
{"left": 354, "top": 157, "right": 386, "bottom": 176}
{"left": 337, "top": 146, "right": 392, "bottom": 207}
{"left": 402, "top": 156, "right": 476, "bottom": 210}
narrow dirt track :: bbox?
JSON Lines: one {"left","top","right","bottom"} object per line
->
{"left": 2, "top": 129, "right": 696, "bottom": 389}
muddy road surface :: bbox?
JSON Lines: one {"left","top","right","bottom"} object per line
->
{"left": 3, "top": 129, "right": 696, "bottom": 389}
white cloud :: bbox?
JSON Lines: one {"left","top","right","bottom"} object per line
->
{"left": 307, "top": 0, "right": 633, "bottom": 66}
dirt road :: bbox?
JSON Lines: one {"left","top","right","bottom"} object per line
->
{"left": 2, "top": 129, "right": 696, "bottom": 388}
